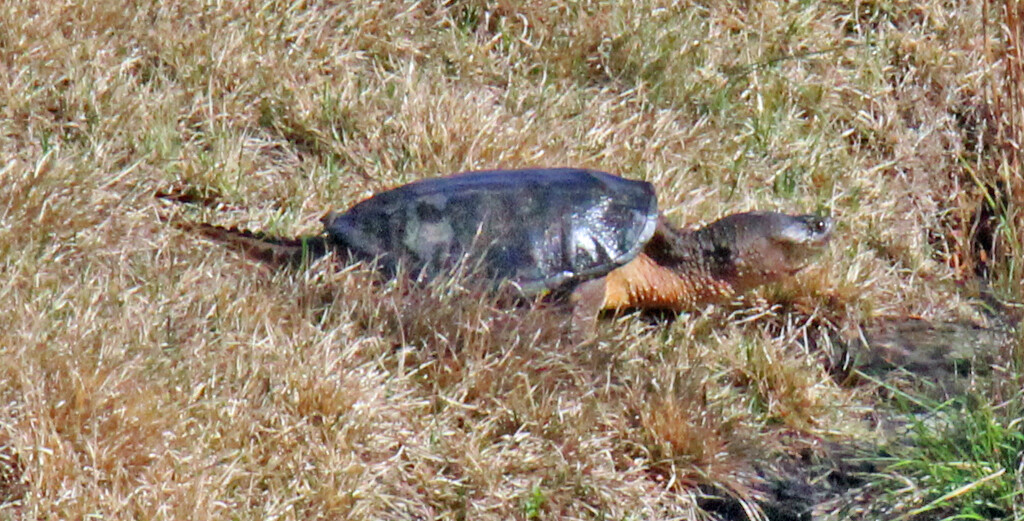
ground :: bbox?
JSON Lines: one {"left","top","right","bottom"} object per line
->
{"left": 1, "top": 1, "right": 1022, "bottom": 519}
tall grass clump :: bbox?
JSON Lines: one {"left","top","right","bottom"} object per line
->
{"left": 969, "top": 0, "right": 1024, "bottom": 300}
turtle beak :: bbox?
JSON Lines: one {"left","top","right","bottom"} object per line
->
{"left": 775, "top": 215, "right": 834, "bottom": 273}
{"left": 784, "top": 215, "right": 833, "bottom": 247}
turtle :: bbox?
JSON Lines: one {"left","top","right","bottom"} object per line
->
{"left": 168, "top": 167, "right": 833, "bottom": 334}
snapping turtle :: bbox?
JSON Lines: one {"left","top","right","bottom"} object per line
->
{"left": 171, "top": 168, "right": 832, "bottom": 332}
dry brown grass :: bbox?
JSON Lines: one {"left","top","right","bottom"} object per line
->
{"left": 1, "top": 0, "right": 1021, "bottom": 519}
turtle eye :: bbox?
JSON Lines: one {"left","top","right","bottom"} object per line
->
{"left": 810, "top": 217, "right": 829, "bottom": 234}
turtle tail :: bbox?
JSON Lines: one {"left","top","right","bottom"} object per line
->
{"left": 174, "top": 222, "right": 329, "bottom": 267}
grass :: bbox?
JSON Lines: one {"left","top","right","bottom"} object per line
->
{"left": 1, "top": 0, "right": 1022, "bottom": 519}
{"left": 862, "top": 392, "right": 1024, "bottom": 520}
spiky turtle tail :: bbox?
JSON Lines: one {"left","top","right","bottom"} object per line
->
{"left": 175, "top": 222, "right": 329, "bottom": 267}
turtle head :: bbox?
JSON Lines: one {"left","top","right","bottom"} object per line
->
{"left": 767, "top": 213, "right": 834, "bottom": 272}
{"left": 700, "top": 211, "right": 833, "bottom": 292}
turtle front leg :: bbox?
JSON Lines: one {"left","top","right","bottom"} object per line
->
{"left": 569, "top": 277, "right": 607, "bottom": 342}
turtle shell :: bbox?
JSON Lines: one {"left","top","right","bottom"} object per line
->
{"left": 322, "top": 168, "right": 658, "bottom": 295}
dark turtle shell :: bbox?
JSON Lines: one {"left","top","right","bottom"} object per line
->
{"left": 322, "top": 168, "right": 658, "bottom": 295}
